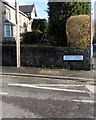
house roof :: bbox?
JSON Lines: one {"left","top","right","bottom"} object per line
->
{"left": 19, "top": 5, "right": 37, "bottom": 17}
{"left": 19, "top": 5, "right": 34, "bottom": 13}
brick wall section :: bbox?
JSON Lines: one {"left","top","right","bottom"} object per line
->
{"left": 1, "top": 45, "right": 90, "bottom": 70}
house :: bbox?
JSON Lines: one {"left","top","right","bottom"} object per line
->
{"left": 0, "top": 0, "right": 37, "bottom": 43}
{"left": 19, "top": 4, "right": 37, "bottom": 20}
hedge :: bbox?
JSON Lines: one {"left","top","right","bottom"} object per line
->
{"left": 66, "top": 15, "right": 94, "bottom": 49}
{"left": 21, "top": 30, "right": 43, "bottom": 44}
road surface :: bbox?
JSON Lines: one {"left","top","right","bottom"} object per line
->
{"left": 0, "top": 74, "right": 95, "bottom": 119}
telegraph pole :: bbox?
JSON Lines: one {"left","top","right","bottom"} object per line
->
{"left": 15, "top": 0, "right": 20, "bottom": 68}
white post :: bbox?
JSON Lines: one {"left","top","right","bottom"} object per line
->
{"left": 15, "top": 0, "right": 20, "bottom": 68}
{"left": 90, "top": 0, "right": 94, "bottom": 70}
{"left": 0, "top": 0, "right": 2, "bottom": 43}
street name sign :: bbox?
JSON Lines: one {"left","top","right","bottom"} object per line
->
{"left": 63, "top": 55, "right": 83, "bottom": 61}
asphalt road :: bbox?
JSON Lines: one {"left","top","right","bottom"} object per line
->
{"left": 0, "top": 74, "right": 95, "bottom": 119}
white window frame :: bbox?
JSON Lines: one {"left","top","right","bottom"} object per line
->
{"left": 4, "top": 25, "right": 13, "bottom": 37}
{"left": 5, "top": 7, "right": 11, "bottom": 20}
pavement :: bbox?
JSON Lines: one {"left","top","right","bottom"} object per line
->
{"left": 1, "top": 66, "right": 95, "bottom": 83}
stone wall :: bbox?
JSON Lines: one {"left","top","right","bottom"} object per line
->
{"left": 1, "top": 45, "right": 90, "bottom": 70}
{"left": 2, "top": 45, "right": 17, "bottom": 66}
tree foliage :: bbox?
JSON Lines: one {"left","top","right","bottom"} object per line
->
{"left": 21, "top": 30, "right": 43, "bottom": 44}
{"left": 32, "top": 19, "right": 48, "bottom": 32}
{"left": 48, "top": 2, "right": 90, "bottom": 46}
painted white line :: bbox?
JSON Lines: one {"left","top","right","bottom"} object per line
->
{"left": 7, "top": 84, "right": 95, "bottom": 103}
{"left": 31, "top": 84, "right": 84, "bottom": 87}
{"left": 8, "top": 83, "right": 90, "bottom": 93}
{"left": 86, "top": 85, "right": 95, "bottom": 93}
{"left": 72, "top": 99, "right": 95, "bottom": 103}
{"left": 53, "top": 98, "right": 95, "bottom": 103}
{"left": 0, "top": 92, "right": 8, "bottom": 95}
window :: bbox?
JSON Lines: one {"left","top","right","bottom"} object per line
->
{"left": 4, "top": 25, "right": 13, "bottom": 37}
{"left": 26, "top": 12, "right": 31, "bottom": 18}
{"left": 5, "top": 7, "right": 11, "bottom": 20}
{"left": 6, "top": 25, "right": 10, "bottom": 36}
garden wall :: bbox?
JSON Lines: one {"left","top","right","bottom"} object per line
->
{"left": 1, "top": 45, "right": 90, "bottom": 70}
{"left": 2, "top": 45, "right": 16, "bottom": 66}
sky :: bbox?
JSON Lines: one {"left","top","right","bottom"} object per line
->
{"left": 5, "top": 0, "right": 95, "bottom": 20}
{"left": 6, "top": 0, "right": 48, "bottom": 19}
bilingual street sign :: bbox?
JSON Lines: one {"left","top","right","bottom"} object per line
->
{"left": 63, "top": 55, "right": 83, "bottom": 61}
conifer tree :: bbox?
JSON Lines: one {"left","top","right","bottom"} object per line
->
{"left": 48, "top": 2, "right": 90, "bottom": 46}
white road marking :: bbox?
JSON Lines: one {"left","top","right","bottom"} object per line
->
{"left": 8, "top": 83, "right": 90, "bottom": 93}
{"left": 71, "top": 99, "right": 95, "bottom": 103}
{"left": 0, "top": 92, "right": 8, "bottom": 95}
{"left": 1, "top": 84, "right": 95, "bottom": 103}
{"left": 53, "top": 98, "right": 95, "bottom": 103}
{"left": 86, "top": 85, "right": 95, "bottom": 93}
{"left": 31, "top": 84, "right": 84, "bottom": 87}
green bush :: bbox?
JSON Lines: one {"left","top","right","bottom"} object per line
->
{"left": 66, "top": 15, "right": 93, "bottom": 49}
{"left": 32, "top": 19, "right": 48, "bottom": 32}
{"left": 21, "top": 30, "right": 43, "bottom": 44}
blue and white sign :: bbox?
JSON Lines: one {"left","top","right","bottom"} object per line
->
{"left": 63, "top": 55, "right": 83, "bottom": 61}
